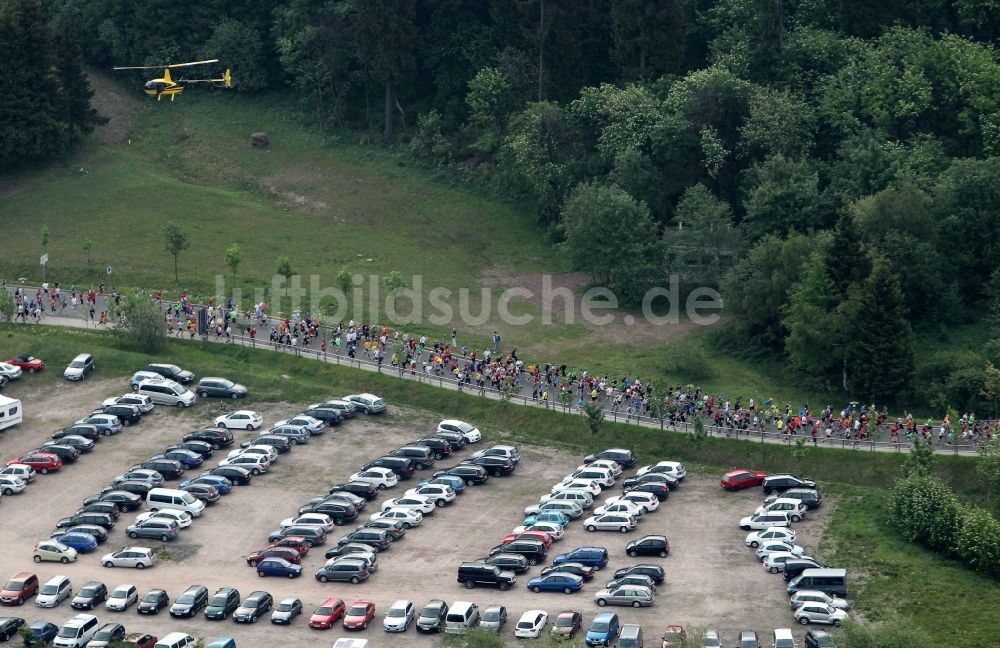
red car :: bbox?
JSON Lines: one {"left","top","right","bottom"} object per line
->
{"left": 7, "top": 453, "right": 62, "bottom": 474}
{"left": 5, "top": 355, "right": 44, "bottom": 373}
{"left": 247, "top": 547, "right": 301, "bottom": 567}
{"left": 268, "top": 536, "right": 310, "bottom": 558}
{"left": 342, "top": 600, "right": 376, "bottom": 630}
{"left": 502, "top": 531, "right": 553, "bottom": 547}
{"left": 661, "top": 624, "right": 688, "bottom": 648}
{"left": 123, "top": 633, "right": 157, "bottom": 648}
{"left": 308, "top": 596, "right": 345, "bottom": 629}
{"left": 720, "top": 469, "right": 767, "bottom": 490}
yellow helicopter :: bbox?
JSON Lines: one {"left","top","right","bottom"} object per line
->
{"left": 112, "top": 59, "right": 232, "bottom": 101}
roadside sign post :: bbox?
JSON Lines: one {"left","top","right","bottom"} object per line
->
{"left": 40, "top": 254, "right": 48, "bottom": 283}
{"left": 107, "top": 266, "right": 112, "bottom": 286}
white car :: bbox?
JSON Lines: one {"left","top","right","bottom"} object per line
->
{"left": 280, "top": 513, "right": 335, "bottom": 533}
{"left": 765, "top": 552, "right": 812, "bottom": 573}
{"left": 539, "top": 490, "right": 594, "bottom": 508}
{"left": 511, "top": 522, "right": 565, "bottom": 540}
{"left": 383, "top": 599, "right": 414, "bottom": 632}
{"left": 0, "top": 475, "right": 27, "bottom": 495}
{"left": 636, "top": 460, "right": 687, "bottom": 480}
{"left": 370, "top": 508, "right": 422, "bottom": 527}
{"left": 33, "top": 540, "right": 77, "bottom": 564}
{"left": 755, "top": 498, "right": 808, "bottom": 522}
{"left": 105, "top": 584, "right": 138, "bottom": 611}
{"left": 577, "top": 459, "right": 622, "bottom": 477}
{"left": 214, "top": 410, "right": 263, "bottom": 430}
{"left": 794, "top": 603, "right": 849, "bottom": 626}
{"left": 471, "top": 444, "right": 520, "bottom": 463}
{"left": 35, "top": 575, "right": 72, "bottom": 607}
{"left": 381, "top": 495, "right": 436, "bottom": 515}
{"left": 552, "top": 479, "right": 601, "bottom": 496}
{"left": 328, "top": 549, "right": 378, "bottom": 572}
{"left": 593, "top": 500, "right": 644, "bottom": 518}
{"left": 275, "top": 415, "right": 327, "bottom": 435}
{"left": 565, "top": 468, "right": 614, "bottom": 487}
{"left": 790, "top": 590, "right": 849, "bottom": 611}
{"left": 514, "top": 610, "right": 549, "bottom": 638}
{"left": 349, "top": 467, "right": 398, "bottom": 489}
{"left": 745, "top": 527, "right": 797, "bottom": 548}
{"left": 101, "top": 547, "right": 156, "bottom": 569}
{"left": 228, "top": 445, "right": 279, "bottom": 464}
{"left": 404, "top": 484, "right": 456, "bottom": 506}
{"left": 437, "top": 419, "right": 482, "bottom": 443}
{"left": 755, "top": 541, "right": 805, "bottom": 562}
{"left": 1, "top": 463, "right": 36, "bottom": 483}
{"left": 0, "top": 362, "right": 23, "bottom": 380}
{"left": 604, "top": 492, "right": 659, "bottom": 512}
{"left": 739, "top": 511, "right": 791, "bottom": 530}
{"left": 102, "top": 394, "right": 154, "bottom": 412}
{"left": 524, "top": 501, "right": 584, "bottom": 518}
{"left": 217, "top": 454, "right": 270, "bottom": 475}
{"left": 135, "top": 509, "right": 192, "bottom": 529}
{"left": 583, "top": 513, "right": 638, "bottom": 533}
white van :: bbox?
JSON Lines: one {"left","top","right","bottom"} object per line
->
{"left": 146, "top": 488, "right": 206, "bottom": 517}
{"left": 53, "top": 614, "right": 99, "bottom": 648}
{"left": 0, "top": 396, "right": 22, "bottom": 431}
{"left": 445, "top": 601, "right": 480, "bottom": 634}
{"left": 136, "top": 380, "right": 196, "bottom": 408}
{"left": 154, "top": 633, "right": 196, "bottom": 648}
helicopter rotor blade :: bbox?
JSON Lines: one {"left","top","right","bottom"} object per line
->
{"left": 165, "top": 59, "right": 219, "bottom": 69}
{"left": 113, "top": 59, "right": 218, "bottom": 71}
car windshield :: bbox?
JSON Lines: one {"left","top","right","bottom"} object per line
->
{"left": 40, "top": 584, "right": 59, "bottom": 594}
{"left": 704, "top": 638, "right": 721, "bottom": 647}
{"left": 56, "top": 627, "right": 79, "bottom": 638}
{"left": 177, "top": 595, "right": 196, "bottom": 604}
{"left": 591, "top": 621, "right": 609, "bottom": 632}
{"left": 483, "top": 610, "right": 501, "bottom": 622}
{"left": 111, "top": 590, "right": 127, "bottom": 598}
{"left": 70, "top": 361, "right": 85, "bottom": 368}
{"left": 3, "top": 581, "right": 22, "bottom": 591}
{"left": 93, "top": 629, "right": 115, "bottom": 640}
{"left": 347, "top": 605, "right": 368, "bottom": 616}
{"left": 387, "top": 608, "right": 406, "bottom": 618}
{"left": 142, "top": 592, "right": 159, "bottom": 601}
{"left": 555, "top": 616, "right": 574, "bottom": 626}
{"left": 315, "top": 606, "right": 334, "bottom": 615}
{"left": 209, "top": 595, "right": 228, "bottom": 606}
{"left": 246, "top": 599, "right": 263, "bottom": 608}
{"left": 277, "top": 602, "right": 295, "bottom": 611}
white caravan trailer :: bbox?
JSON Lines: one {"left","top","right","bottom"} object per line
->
{"left": 0, "top": 395, "right": 22, "bottom": 431}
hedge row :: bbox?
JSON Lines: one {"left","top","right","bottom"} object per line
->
{"left": 889, "top": 476, "right": 1000, "bottom": 578}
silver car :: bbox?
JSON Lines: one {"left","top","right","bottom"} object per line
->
{"left": 593, "top": 585, "right": 654, "bottom": 608}
{"left": 794, "top": 603, "right": 849, "bottom": 626}
{"left": 126, "top": 519, "right": 179, "bottom": 542}
{"left": 263, "top": 425, "right": 309, "bottom": 444}
{"left": 101, "top": 547, "right": 157, "bottom": 569}
{"left": 790, "top": 590, "right": 849, "bottom": 610}
{"left": 271, "top": 597, "right": 302, "bottom": 625}
{"left": 275, "top": 416, "right": 327, "bottom": 435}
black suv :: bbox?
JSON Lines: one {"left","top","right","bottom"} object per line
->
{"left": 463, "top": 456, "right": 515, "bottom": 477}
{"left": 147, "top": 363, "right": 194, "bottom": 384}
{"left": 766, "top": 488, "right": 822, "bottom": 509}
{"left": 204, "top": 587, "right": 241, "bottom": 620}
{"left": 416, "top": 599, "right": 448, "bottom": 633}
{"left": 488, "top": 539, "right": 546, "bottom": 565}
{"left": 53, "top": 424, "right": 101, "bottom": 441}
{"left": 435, "top": 464, "right": 488, "bottom": 485}
{"left": 390, "top": 446, "right": 435, "bottom": 470}
{"left": 413, "top": 437, "right": 452, "bottom": 459}
{"left": 804, "top": 630, "right": 835, "bottom": 648}
{"left": 132, "top": 459, "right": 184, "bottom": 480}
{"left": 584, "top": 448, "right": 636, "bottom": 467}
{"left": 762, "top": 474, "right": 816, "bottom": 494}
{"left": 622, "top": 472, "right": 677, "bottom": 490}
{"left": 183, "top": 428, "right": 234, "bottom": 448}
{"left": 169, "top": 585, "right": 209, "bottom": 618}
{"left": 625, "top": 535, "right": 669, "bottom": 558}
{"left": 328, "top": 482, "right": 378, "bottom": 500}
{"left": 363, "top": 456, "right": 416, "bottom": 480}
{"left": 98, "top": 404, "right": 143, "bottom": 426}
{"left": 302, "top": 405, "right": 343, "bottom": 426}
{"left": 457, "top": 562, "right": 517, "bottom": 590}
{"left": 612, "top": 564, "right": 665, "bottom": 584}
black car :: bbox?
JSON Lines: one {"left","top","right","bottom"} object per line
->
{"left": 762, "top": 474, "right": 817, "bottom": 494}
{"left": 88, "top": 490, "right": 143, "bottom": 511}
{"left": 132, "top": 459, "right": 184, "bottom": 480}
{"left": 462, "top": 456, "right": 515, "bottom": 477}
{"left": 416, "top": 599, "right": 448, "bottom": 633}
{"left": 137, "top": 589, "right": 170, "bottom": 614}
{"left": 45, "top": 436, "right": 94, "bottom": 453}
{"left": 804, "top": 630, "right": 835, "bottom": 648}
{"left": 434, "top": 464, "right": 489, "bottom": 485}
{"left": 27, "top": 444, "right": 80, "bottom": 463}
{"left": 76, "top": 502, "right": 120, "bottom": 519}
{"left": 181, "top": 483, "right": 221, "bottom": 503}
{"left": 328, "top": 481, "right": 378, "bottom": 500}
{"left": 363, "top": 456, "right": 416, "bottom": 480}
{"left": 302, "top": 405, "right": 343, "bottom": 426}
{"left": 484, "top": 553, "right": 530, "bottom": 574}
{"left": 783, "top": 558, "right": 826, "bottom": 582}
{"left": 0, "top": 617, "right": 24, "bottom": 642}
{"left": 324, "top": 543, "right": 379, "bottom": 560}
{"left": 89, "top": 622, "right": 125, "bottom": 647}
{"left": 298, "top": 502, "right": 358, "bottom": 524}
{"left": 268, "top": 526, "right": 326, "bottom": 546}
{"left": 623, "top": 481, "right": 669, "bottom": 501}
{"left": 64, "top": 524, "right": 109, "bottom": 543}
{"left": 413, "top": 437, "right": 453, "bottom": 459}
{"left": 183, "top": 428, "right": 234, "bottom": 449}
{"left": 146, "top": 363, "right": 194, "bottom": 384}
{"left": 456, "top": 562, "right": 516, "bottom": 590}
{"left": 170, "top": 585, "right": 209, "bottom": 618}
{"left": 584, "top": 448, "right": 636, "bottom": 467}
{"left": 540, "top": 562, "right": 594, "bottom": 580}
{"left": 358, "top": 519, "right": 406, "bottom": 541}
{"left": 626, "top": 535, "right": 669, "bottom": 558}
{"left": 98, "top": 404, "right": 142, "bottom": 426}
{"left": 100, "top": 480, "right": 154, "bottom": 497}
{"left": 53, "top": 424, "right": 101, "bottom": 441}
{"left": 433, "top": 431, "right": 466, "bottom": 450}
{"left": 338, "top": 529, "right": 391, "bottom": 552}
{"left": 56, "top": 512, "right": 114, "bottom": 529}
{"left": 167, "top": 440, "right": 214, "bottom": 458}
{"left": 205, "top": 466, "right": 253, "bottom": 485}
{"left": 205, "top": 587, "right": 241, "bottom": 620}
{"left": 196, "top": 377, "right": 247, "bottom": 399}
{"left": 245, "top": 435, "right": 292, "bottom": 453}
{"left": 612, "top": 564, "right": 665, "bottom": 584}
{"left": 488, "top": 539, "right": 546, "bottom": 565}
{"left": 767, "top": 488, "right": 822, "bottom": 509}
{"left": 72, "top": 582, "right": 107, "bottom": 609}
{"left": 622, "top": 472, "right": 678, "bottom": 490}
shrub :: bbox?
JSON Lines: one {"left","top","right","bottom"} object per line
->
{"left": 954, "top": 506, "right": 1000, "bottom": 577}
{"left": 115, "top": 292, "right": 164, "bottom": 352}
{"left": 888, "top": 476, "right": 961, "bottom": 553}
{"left": 838, "top": 620, "right": 932, "bottom": 648}
{"left": 660, "top": 344, "right": 714, "bottom": 380}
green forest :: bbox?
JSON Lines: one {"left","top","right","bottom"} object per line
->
{"left": 6, "top": 0, "right": 1000, "bottom": 408}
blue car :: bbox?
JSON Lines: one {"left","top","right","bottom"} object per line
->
{"left": 527, "top": 572, "right": 584, "bottom": 594}
{"left": 417, "top": 475, "right": 465, "bottom": 494}
{"left": 24, "top": 621, "right": 59, "bottom": 646}
{"left": 553, "top": 547, "right": 609, "bottom": 570}
{"left": 154, "top": 449, "right": 203, "bottom": 468}
{"left": 180, "top": 475, "right": 232, "bottom": 494}
{"left": 585, "top": 611, "right": 620, "bottom": 647}
{"left": 255, "top": 557, "right": 302, "bottom": 578}
{"left": 523, "top": 511, "right": 570, "bottom": 527}
{"left": 51, "top": 531, "right": 98, "bottom": 553}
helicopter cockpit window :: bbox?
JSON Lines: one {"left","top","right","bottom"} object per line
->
{"left": 145, "top": 81, "right": 165, "bottom": 91}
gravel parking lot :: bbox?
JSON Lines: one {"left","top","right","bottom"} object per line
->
{"left": 0, "top": 376, "right": 831, "bottom": 647}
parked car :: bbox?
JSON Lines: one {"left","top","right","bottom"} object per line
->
{"left": 623, "top": 481, "right": 669, "bottom": 501}
{"left": 342, "top": 393, "right": 386, "bottom": 414}
{"left": 27, "top": 444, "right": 79, "bottom": 464}
{"left": 100, "top": 547, "right": 156, "bottom": 569}
{"left": 268, "top": 526, "right": 325, "bottom": 546}
{"left": 585, "top": 611, "right": 620, "bottom": 646}
{"left": 738, "top": 629, "right": 761, "bottom": 648}
{"left": 464, "top": 455, "right": 515, "bottom": 476}
{"left": 233, "top": 591, "right": 273, "bottom": 623}
{"left": 196, "top": 377, "right": 247, "bottom": 399}
{"left": 804, "top": 630, "right": 836, "bottom": 648}
{"left": 754, "top": 498, "right": 808, "bottom": 522}
{"left": 95, "top": 404, "right": 142, "bottom": 426}
{"left": 553, "top": 546, "right": 608, "bottom": 570}
{"left": 605, "top": 574, "right": 656, "bottom": 591}
{"left": 436, "top": 419, "right": 482, "bottom": 442}
{"left": 349, "top": 467, "right": 398, "bottom": 489}
{"left": 794, "top": 603, "right": 848, "bottom": 626}
{"left": 275, "top": 415, "right": 327, "bottom": 435}
{"left": 593, "top": 585, "right": 654, "bottom": 608}
{"left": 739, "top": 511, "right": 792, "bottom": 531}
{"left": 183, "top": 428, "right": 234, "bottom": 449}
{"left": 102, "top": 394, "right": 154, "bottom": 413}
{"left": 247, "top": 548, "right": 301, "bottom": 568}
{"left": 456, "top": 562, "right": 517, "bottom": 590}
{"left": 53, "top": 425, "right": 100, "bottom": 442}
{"left": 153, "top": 449, "right": 204, "bottom": 469}
{"left": 515, "top": 610, "right": 549, "bottom": 639}
{"left": 435, "top": 464, "right": 489, "bottom": 485}
{"left": 0, "top": 618, "right": 25, "bottom": 642}
{"left": 271, "top": 597, "right": 302, "bottom": 625}
{"left": 363, "top": 456, "right": 415, "bottom": 480}
{"left": 181, "top": 482, "right": 221, "bottom": 503}
{"left": 626, "top": 535, "right": 670, "bottom": 557}
{"left": 50, "top": 533, "right": 97, "bottom": 554}
{"left": 612, "top": 564, "right": 665, "bottom": 584}
{"left": 256, "top": 558, "right": 302, "bottom": 579}
{"left": 87, "top": 622, "right": 126, "bottom": 648}
{"left": 321, "top": 400, "right": 357, "bottom": 419}
{"left": 527, "top": 572, "right": 583, "bottom": 594}
{"left": 35, "top": 575, "right": 72, "bottom": 608}
{"left": 302, "top": 405, "right": 343, "bottom": 426}
{"left": 480, "top": 604, "right": 508, "bottom": 633}
{"left": 755, "top": 541, "right": 805, "bottom": 562}
{"left": 329, "top": 481, "right": 379, "bottom": 500}
{"left": 7, "top": 453, "right": 61, "bottom": 475}
{"left": 513, "top": 522, "right": 565, "bottom": 541}
{"left": 308, "top": 597, "right": 346, "bottom": 629}
{"left": 370, "top": 508, "right": 421, "bottom": 528}
{"left": 622, "top": 472, "right": 677, "bottom": 491}
{"left": 0, "top": 362, "right": 23, "bottom": 381}
{"left": 489, "top": 539, "right": 546, "bottom": 566}
{"left": 745, "top": 527, "right": 797, "bottom": 548}
{"left": 551, "top": 610, "right": 582, "bottom": 638}
{"left": 5, "top": 355, "right": 44, "bottom": 373}
{"left": 541, "top": 562, "right": 594, "bottom": 580}
{"left": 204, "top": 466, "right": 252, "bottom": 485}
{"left": 179, "top": 475, "right": 232, "bottom": 495}
{"left": 32, "top": 541, "right": 77, "bottom": 564}
{"left": 44, "top": 436, "right": 94, "bottom": 454}
{"left": 23, "top": 620, "right": 58, "bottom": 646}
{"left": 413, "top": 437, "right": 453, "bottom": 460}
{"left": 75, "top": 414, "right": 123, "bottom": 436}
{"left": 146, "top": 363, "right": 194, "bottom": 384}
{"left": 584, "top": 448, "right": 636, "bottom": 467}
{"left": 593, "top": 501, "right": 644, "bottom": 518}
{"left": 71, "top": 582, "right": 106, "bottom": 610}
{"left": 131, "top": 459, "right": 184, "bottom": 480}
{"left": 63, "top": 525, "right": 108, "bottom": 544}
{"left": 0, "top": 571, "right": 38, "bottom": 606}
{"left": 137, "top": 589, "right": 169, "bottom": 615}
{"left": 583, "top": 513, "right": 637, "bottom": 533}
{"left": 383, "top": 599, "right": 414, "bottom": 632}
{"left": 381, "top": 495, "right": 436, "bottom": 515}
{"left": 636, "top": 461, "right": 687, "bottom": 480}
{"left": 214, "top": 410, "right": 263, "bottom": 430}
{"left": 721, "top": 469, "right": 768, "bottom": 490}
{"left": 763, "top": 474, "right": 817, "bottom": 494}
{"left": 484, "top": 553, "right": 530, "bottom": 574}
{"left": 766, "top": 488, "right": 822, "bottom": 509}
{"left": 262, "top": 425, "right": 309, "bottom": 445}
{"left": 105, "top": 584, "right": 138, "bottom": 612}
{"left": 416, "top": 599, "right": 448, "bottom": 633}
{"left": 790, "top": 590, "right": 849, "bottom": 611}
{"left": 63, "top": 353, "right": 96, "bottom": 380}
{"left": 0, "top": 475, "right": 26, "bottom": 496}
{"left": 342, "top": 600, "right": 376, "bottom": 630}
